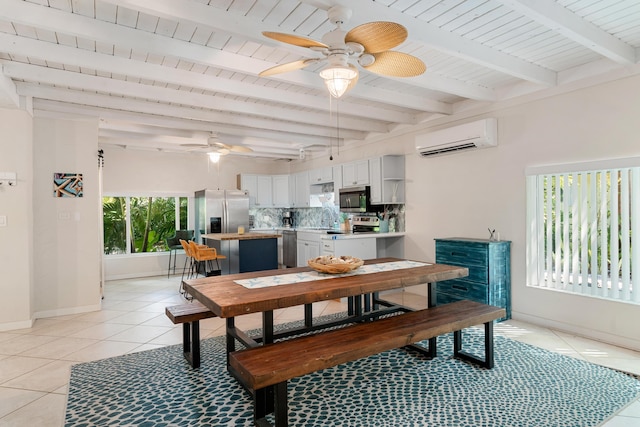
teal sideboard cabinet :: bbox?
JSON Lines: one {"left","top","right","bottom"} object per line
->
{"left": 435, "top": 238, "right": 511, "bottom": 321}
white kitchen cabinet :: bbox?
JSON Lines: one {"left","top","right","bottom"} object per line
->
{"left": 369, "top": 158, "right": 382, "bottom": 203}
{"left": 309, "top": 166, "right": 333, "bottom": 184}
{"left": 332, "top": 165, "right": 342, "bottom": 191}
{"left": 341, "top": 160, "right": 369, "bottom": 187}
{"left": 238, "top": 174, "right": 258, "bottom": 206}
{"left": 321, "top": 237, "right": 377, "bottom": 260}
{"left": 296, "top": 231, "right": 321, "bottom": 266}
{"left": 369, "top": 155, "right": 405, "bottom": 204}
{"left": 238, "top": 174, "right": 278, "bottom": 207}
{"left": 292, "top": 171, "right": 310, "bottom": 207}
{"left": 272, "top": 175, "right": 290, "bottom": 207}
{"left": 256, "top": 175, "right": 273, "bottom": 207}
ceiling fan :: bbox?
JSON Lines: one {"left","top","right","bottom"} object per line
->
{"left": 180, "top": 133, "right": 253, "bottom": 159}
{"left": 259, "top": 5, "right": 426, "bottom": 98}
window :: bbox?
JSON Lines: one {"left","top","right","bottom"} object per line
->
{"left": 102, "top": 195, "right": 188, "bottom": 255}
{"left": 526, "top": 158, "right": 640, "bottom": 304}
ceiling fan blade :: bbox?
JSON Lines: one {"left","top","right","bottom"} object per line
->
{"left": 259, "top": 59, "right": 319, "bottom": 77}
{"left": 228, "top": 145, "right": 253, "bottom": 153}
{"left": 181, "top": 143, "right": 208, "bottom": 149}
{"left": 345, "top": 22, "right": 407, "bottom": 53}
{"left": 363, "top": 51, "right": 426, "bottom": 77}
{"left": 262, "top": 31, "right": 328, "bottom": 49}
{"left": 211, "top": 141, "right": 253, "bottom": 153}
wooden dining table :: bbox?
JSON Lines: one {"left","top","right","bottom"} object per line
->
{"left": 182, "top": 257, "right": 469, "bottom": 360}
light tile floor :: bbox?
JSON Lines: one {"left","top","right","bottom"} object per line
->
{"left": 0, "top": 275, "right": 639, "bottom": 426}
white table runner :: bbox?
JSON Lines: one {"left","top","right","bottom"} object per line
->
{"left": 235, "top": 260, "right": 430, "bottom": 289}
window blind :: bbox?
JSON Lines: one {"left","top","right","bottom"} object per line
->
{"left": 528, "top": 167, "right": 639, "bottom": 304}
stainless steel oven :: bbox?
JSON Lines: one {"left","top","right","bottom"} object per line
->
{"left": 352, "top": 215, "right": 380, "bottom": 233}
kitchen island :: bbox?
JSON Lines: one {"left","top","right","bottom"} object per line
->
{"left": 321, "top": 232, "right": 405, "bottom": 260}
{"left": 201, "top": 232, "right": 281, "bottom": 275}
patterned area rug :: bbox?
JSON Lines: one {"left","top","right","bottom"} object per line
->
{"left": 65, "top": 321, "right": 640, "bottom": 427}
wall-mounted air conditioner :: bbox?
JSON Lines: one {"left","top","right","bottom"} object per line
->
{"left": 415, "top": 118, "right": 497, "bottom": 157}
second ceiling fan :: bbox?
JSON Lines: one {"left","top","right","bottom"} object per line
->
{"left": 181, "top": 133, "right": 253, "bottom": 159}
{"left": 260, "top": 5, "right": 426, "bottom": 98}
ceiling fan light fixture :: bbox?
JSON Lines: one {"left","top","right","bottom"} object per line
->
{"left": 319, "top": 65, "right": 358, "bottom": 98}
{"left": 208, "top": 152, "right": 221, "bottom": 163}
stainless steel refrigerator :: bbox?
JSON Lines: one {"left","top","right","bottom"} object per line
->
{"left": 194, "top": 189, "right": 250, "bottom": 242}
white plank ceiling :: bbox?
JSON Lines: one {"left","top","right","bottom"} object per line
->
{"left": 1, "top": 0, "right": 639, "bottom": 160}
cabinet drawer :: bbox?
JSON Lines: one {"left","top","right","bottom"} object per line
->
{"left": 444, "top": 264, "right": 487, "bottom": 284}
{"left": 436, "top": 279, "right": 488, "bottom": 303}
{"left": 320, "top": 240, "right": 335, "bottom": 252}
{"left": 436, "top": 242, "right": 488, "bottom": 267}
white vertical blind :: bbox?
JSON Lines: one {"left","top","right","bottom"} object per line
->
{"left": 599, "top": 171, "right": 608, "bottom": 298}
{"left": 570, "top": 174, "right": 579, "bottom": 293}
{"left": 529, "top": 166, "right": 638, "bottom": 304}
{"left": 619, "top": 170, "right": 630, "bottom": 301}
{"left": 610, "top": 171, "right": 619, "bottom": 300}
{"left": 632, "top": 171, "right": 640, "bottom": 303}
{"left": 579, "top": 172, "right": 589, "bottom": 291}
{"left": 589, "top": 174, "right": 598, "bottom": 297}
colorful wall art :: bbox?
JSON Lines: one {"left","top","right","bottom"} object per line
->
{"left": 54, "top": 173, "right": 83, "bottom": 198}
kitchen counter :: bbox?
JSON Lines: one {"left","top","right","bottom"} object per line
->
{"left": 251, "top": 228, "right": 405, "bottom": 239}
{"left": 248, "top": 228, "right": 406, "bottom": 267}
{"left": 201, "top": 232, "right": 280, "bottom": 274}
{"left": 321, "top": 232, "right": 405, "bottom": 260}
{"left": 321, "top": 232, "right": 405, "bottom": 240}
{"left": 202, "top": 232, "right": 281, "bottom": 241}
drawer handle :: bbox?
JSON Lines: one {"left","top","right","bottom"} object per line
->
{"left": 451, "top": 251, "right": 467, "bottom": 256}
{"left": 452, "top": 284, "right": 468, "bottom": 292}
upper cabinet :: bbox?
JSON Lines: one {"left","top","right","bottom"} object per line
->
{"left": 292, "top": 171, "right": 310, "bottom": 207}
{"left": 332, "top": 165, "right": 342, "bottom": 191}
{"left": 341, "top": 160, "right": 369, "bottom": 187}
{"left": 369, "top": 155, "right": 405, "bottom": 204}
{"left": 272, "top": 175, "right": 290, "bottom": 208}
{"left": 238, "top": 174, "right": 275, "bottom": 207}
{"left": 238, "top": 174, "right": 258, "bottom": 206}
{"left": 239, "top": 155, "right": 404, "bottom": 210}
{"left": 308, "top": 166, "right": 333, "bottom": 184}
{"left": 256, "top": 175, "right": 273, "bottom": 207}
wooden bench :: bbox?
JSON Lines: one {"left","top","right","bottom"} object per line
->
{"left": 229, "top": 300, "right": 506, "bottom": 427}
{"left": 165, "top": 301, "right": 217, "bottom": 368}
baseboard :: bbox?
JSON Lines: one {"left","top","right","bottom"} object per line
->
{"left": 106, "top": 270, "right": 169, "bottom": 281}
{"left": 0, "top": 319, "right": 34, "bottom": 332}
{"left": 34, "top": 302, "right": 102, "bottom": 320}
{"left": 513, "top": 311, "right": 640, "bottom": 352}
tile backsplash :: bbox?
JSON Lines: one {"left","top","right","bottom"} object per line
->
{"left": 250, "top": 207, "right": 339, "bottom": 229}
{"left": 250, "top": 204, "right": 405, "bottom": 231}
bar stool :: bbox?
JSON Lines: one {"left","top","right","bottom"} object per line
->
{"left": 166, "top": 230, "right": 194, "bottom": 278}
{"left": 188, "top": 241, "right": 226, "bottom": 277}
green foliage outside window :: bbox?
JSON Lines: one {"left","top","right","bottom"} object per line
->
{"left": 102, "top": 196, "right": 188, "bottom": 255}
{"left": 103, "top": 196, "right": 126, "bottom": 255}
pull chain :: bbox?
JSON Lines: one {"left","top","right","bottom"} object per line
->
{"left": 328, "top": 94, "right": 334, "bottom": 160}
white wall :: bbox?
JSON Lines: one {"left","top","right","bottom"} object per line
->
{"left": 32, "top": 117, "right": 102, "bottom": 318}
{"left": 0, "top": 109, "right": 33, "bottom": 330}
{"left": 401, "top": 75, "right": 640, "bottom": 350}
{"left": 0, "top": 113, "right": 102, "bottom": 329}
{"left": 102, "top": 147, "right": 284, "bottom": 194}
{"left": 102, "top": 147, "right": 287, "bottom": 279}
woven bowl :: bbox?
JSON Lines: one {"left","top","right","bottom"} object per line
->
{"left": 308, "top": 256, "right": 364, "bottom": 274}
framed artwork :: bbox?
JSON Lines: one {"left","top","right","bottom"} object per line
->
{"left": 54, "top": 173, "right": 83, "bottom": 198}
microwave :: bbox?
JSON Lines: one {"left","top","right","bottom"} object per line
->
{"left": 339, "top": 186, "right": 372, "bottom": 213}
